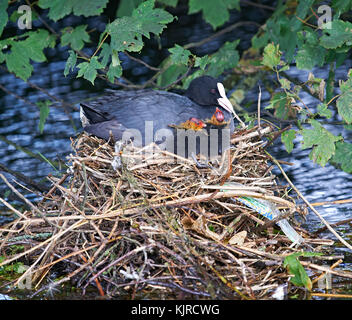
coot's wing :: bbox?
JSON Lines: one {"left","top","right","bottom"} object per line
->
{"left": 84, "top": 119, "right": 128, "bottom": 141}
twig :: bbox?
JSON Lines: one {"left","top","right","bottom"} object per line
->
{"left": 257, "top": 85, "right": 262, "bottom": 129}
{"left": 266, "top": 152, "right": 352, "bottom": 252}
{"left": 240, "top": 0, "right": 275, "bottom": 11}
{"left": 0, "top": 162, "right": 48, "bottom": 193}
{"left": 0, "top": 174, "right": 59, "bottom": 229}
{"left": 184, "top": 21, "right": 260, "bottom": 50}
{"left": 124, "top": 52, "right": 160, "bottom": 71}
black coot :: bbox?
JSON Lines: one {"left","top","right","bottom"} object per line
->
{"left": 80, "top": 76, "right": 236, "bottom": 158}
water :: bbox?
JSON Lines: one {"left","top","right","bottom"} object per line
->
{"left": 0, "top": 1, "right": 351, "bottom": 294}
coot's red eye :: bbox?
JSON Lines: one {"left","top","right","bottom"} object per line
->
{"left": 210, "top": 88, "right": 216, "bottom": 94}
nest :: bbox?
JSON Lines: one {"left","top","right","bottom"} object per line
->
{"left": 0, "top": 125, "right": 335, "bottom": 299}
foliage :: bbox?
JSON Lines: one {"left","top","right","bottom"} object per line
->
{"left": 257, "top": 0, "right": 352, "bottom": 171}
{"left": 0, "top": 0, "right": 352, "bottom": 174}
{"left": 283, "top": 252, "right": 322, "bottom": 290}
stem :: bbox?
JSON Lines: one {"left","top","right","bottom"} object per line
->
{"left": 266, "top": 151, "right": 352, "bottom": 252}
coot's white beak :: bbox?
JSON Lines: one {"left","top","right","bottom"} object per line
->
{"left": 216, "top": 82, "right": 235, "bottom": 115}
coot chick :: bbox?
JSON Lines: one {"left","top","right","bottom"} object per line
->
{"left": 80, "top": 76, "right": 236, "bottom": 158}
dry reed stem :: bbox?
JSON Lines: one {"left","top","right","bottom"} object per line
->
{"left": 1, "top": 125, "right": 350, "bottom": 299}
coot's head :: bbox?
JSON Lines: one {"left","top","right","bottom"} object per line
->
{"left": 185, "top": 76, "right": 235, "bottom": 115}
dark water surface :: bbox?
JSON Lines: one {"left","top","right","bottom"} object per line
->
{"left": 0, "top": 2, "right": 351, "bottom": 297}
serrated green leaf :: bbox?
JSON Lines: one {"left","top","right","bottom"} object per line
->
{"left": 169, "top": 44, "right": 191, "bottom": 65}
{"left": 296, "top": 44, "right": 326, "bottom": 70}
{"left": 337, "top": 72, "right": 352, "bottom": 124}
{"left": 332, "top": 0, "right": 352, "bottom": 12}
{"left": 64, "top": 50, "right": 77, "bottom": 76}
{"left": 262, "top": 43, "right": 281, "bottom": 70}
{"left": 0, "top": 0, "right": 8, "bottom": 37}
{"left": 290, "top": 0, "right": 315, "bottom": 31}
{"left": 6, "top": 46, "right": 33, "bottom": 80}
{"left": 38, "top": 0, "right": 109, "bottom": 21}
{"left": 108, "top": 0, "right": 174, "bottom": 53}
{"left": 107, "top": 53, "right": 122, "bottom": 83}
{"left": 98, "top": 43, "right": 111, "bottom": 68}
{"left": 37, "top": 100, "right": 51, "bottom": 134}
{"left": 77, "top": 56, "right": 103, "bottom": 85}
{"left": 301, "top": 119, "right": 342, "bottom": 167}
{"left": 195, "top": 55, "right": 211, "bottom": 70}
{"left": 281, "top": 129, "right": 296, "bottom": 153}
{"left": 107, "top": 16, "right": 144, "bottom": 52}
{"left": 205, "top": 40, "right": 240, "bottom": 77}
{"left": 71, "top": 0, "right": 109, "bottom": 17}
{"left": 251, "top": 32, "right": 269, "bottom": 49}
{"left": 60, "top": 25, "right": 90, "bottom": 51}
{"left": 157, "top": 59, "right": 188, "bottom": 87}
{"left": 188, "top": 0, "right": 240, "bottom": 29}
{"left": 3, "top": 30, "right": 54, "bottom": 80}
{"left": 331, "top": 141, "right": 352, "bottom": 173}
{"left": 132, "top": 0, "right": 174, "bottom": 38}
{"left": 317, "top": 103, "right": 332, "bottom": 119}
{"left": 279, "top": 78, "right": 290, "bottom": 90}
{"left": 107, "top": 65, "right": 122, "bottom": 84}
{"left": 266, "top": 92, "right": 292, "bottom": 120}
{"left": 320, "top": 20, "right": 352, "bottom": 49}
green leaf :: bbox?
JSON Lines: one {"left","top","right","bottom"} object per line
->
{"left": 108, "top": 0, "right": 174, "bottom": 53}
{"left": 332, "top": 0, "right": 352, "bottom": 14}
{"left": 331, "top": 141, "right": 352, "bottom": 173}
{"left": 107, "top": 51, "right": 122, "bottom": 83}
{"left": 116, "top": 0, "right": 143, "bottom": 17}
{"left": 37, "top": 100, "right": 51, "bottom": 134}
{"left": 281, "top": 129, "right": 296, "bottom": 153}
{"left": 205, "top": 40, "right": 240, "bottom": 77}
{"left": 107, "top": 16, "right": 144, "bottom": 52}
{"left": 317, "top": 103, "right": 332, "bottom": 119}
{"left": 283, "top": 252, "right": 321, "bottom": 290}
{"left": 169, "top": 44, "right": 191, "bottom": 65}
{"left": 60, "top": 25, "right": 90, "bottom": 51}
{"left": 64, "top": 50, "right": 77, "bottom": 76}
{"left": 98, "top": 43, "right": 112, "bottom": 68}
{"left": 0, "top": 0, "right": 8, "bottom": 37}
{"left": 262, "top": 43, "right": 281, "bottom": 70}
{"left": 157, "top": 58, "right": 188, "bottom": 87}
{"left": 290, "top": 0, "right": 315, "bottom": 31}
{"left": 279, "top": 78, "right": 290, "bottom": 90}
{"left": 296, "top": 44, "right": 326, "bottom": 70}
{"left": 3, "top": 30, "right": 54, "bottom": 80}
{"left": 107, "top": 65, "right": 122, "bottom": 83}
{"left": 132, "top": 0, "right": 175, "bottom": 38}
{"left": 336, "top": 70, "right": 352, "bottom": 124}
{"left": 195, "top": 55, "right": 211, "bottom": 70}
{"left": 251, "top": 32, "right": 269, "bottom": 49}
{"left": 77, "top": 56, "right": 103, "bottom": 85}
{"left": 188, "top": 0, "right": 240, "bottom": 29}
{"left": 301, "top": 120, "right": 342, "bottom": 167}
{"left": 38, "top": 0, "right": 109, "bottom": 21}
{"left": 266, "top": 92, "right": 292, "bottom": 120}
{"left": 320, "top": 20, "right": 352, "bottom": 49}
{"left": 326, "top": 63, "right": 335, "bottom": 103}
